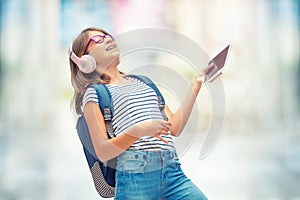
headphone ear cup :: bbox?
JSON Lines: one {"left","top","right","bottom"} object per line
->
{"left": 78, "top": 55, "right": 96, "bottom": 73}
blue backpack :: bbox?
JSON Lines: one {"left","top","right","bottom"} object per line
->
{"left": 76, "top": 74, "right": 167, "bottom": 198}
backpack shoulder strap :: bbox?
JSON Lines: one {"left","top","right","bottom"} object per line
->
{"left": 90, "top": 84, "right": 115, "bottom": 138}
{"left": 127, "top": 74, "right": 168, "bottom": 121}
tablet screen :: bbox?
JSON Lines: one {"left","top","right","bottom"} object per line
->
{"left": 208, "top": 45, "right": 230, "bottom": 70}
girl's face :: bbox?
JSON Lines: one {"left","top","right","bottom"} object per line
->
{"left": 86, "top": 31, "right": 120, "bottom": 73}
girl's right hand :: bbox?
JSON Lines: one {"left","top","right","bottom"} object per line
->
{"left": 125, "top": 120, "right": 171, "bottom": 141}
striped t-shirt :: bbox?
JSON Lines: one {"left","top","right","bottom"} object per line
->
{"left": 82, "top": 76, "right": 175, "bottom": 151}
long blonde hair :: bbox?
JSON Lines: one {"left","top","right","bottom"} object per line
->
{"left": 69, "top": 27, "right": 112, "bottom": 115}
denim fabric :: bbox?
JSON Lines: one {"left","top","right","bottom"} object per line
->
{"left": 115, "top": 150, "right": 208, "bottom": 200}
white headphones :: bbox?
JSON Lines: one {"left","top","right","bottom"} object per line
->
{"left": 68, "top": 44, "right": 96, "bottom": 73}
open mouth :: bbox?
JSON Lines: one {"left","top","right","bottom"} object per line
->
{"left": 106, "top": 45, "right": 116, "bottom": 51}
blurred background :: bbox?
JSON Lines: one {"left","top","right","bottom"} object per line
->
{"left": 0, "top": 0, "right": 299, "bottom": 199}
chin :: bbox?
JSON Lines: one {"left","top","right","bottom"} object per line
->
{"left": 111, "top": 53, "right": 120, "bottom": 63}
{"left": 115, "top": 57, "right": 120, "bottom": 65}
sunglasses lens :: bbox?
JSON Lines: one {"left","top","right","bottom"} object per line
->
{"left": 92, "top": 35, "right": 104, "bottom": 43}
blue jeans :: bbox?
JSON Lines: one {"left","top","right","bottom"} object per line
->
{"left": 115, "top": 149, "right": 208, "bottom": 200}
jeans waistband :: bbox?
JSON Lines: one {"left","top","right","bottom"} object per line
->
{"left": 117, "top": 149, "right": 178, "bottom": 173}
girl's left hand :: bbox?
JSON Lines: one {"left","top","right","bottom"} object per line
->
{"left": 192, "top": 63, "right": 221, "bottom": 93}
{"left": 195, "top": 63, "right": 219, "bottom": 83}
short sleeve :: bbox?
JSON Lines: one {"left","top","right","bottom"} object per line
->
{"left": 82, "top": 87, "right": 99, "bottom": 110}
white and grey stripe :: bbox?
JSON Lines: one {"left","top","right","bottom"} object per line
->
{"left": 82, "top": 77, "right": 175, "bottom": 151}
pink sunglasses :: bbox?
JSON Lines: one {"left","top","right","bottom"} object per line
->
{"left": 84, "top": 34, "right": 114, "bottom": 54}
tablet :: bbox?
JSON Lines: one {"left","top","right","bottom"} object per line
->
{"left": 205, "top": 45, "right": 230, "bottom": 83}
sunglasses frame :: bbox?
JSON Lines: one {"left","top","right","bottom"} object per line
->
{"left": 84, "top": 34, "right": 114, "bottom": 54}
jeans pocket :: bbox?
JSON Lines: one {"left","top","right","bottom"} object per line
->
{"left": 117, "top": 153, "right": 147, "bottom": 173}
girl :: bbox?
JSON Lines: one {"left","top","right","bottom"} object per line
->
{"left": 69, "top": 27, "right": 219, "bottom": 200}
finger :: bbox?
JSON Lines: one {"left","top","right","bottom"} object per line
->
{"left": 207, "top": 62, "right": 215, "bottom": 69}
{"left": 160, "top": 129, "right": 169, "bottom": 135}
{"left": 207, "top": 65, "right": 218, "bottom": 78}
{"left": 204, "top": 62, "right": 217, "bottom": 74}
{"left": 202, "top": 65, "right": 218, "bottom": 82}
{"left": 161, "top": 126, "right": 169, "bottom": 133}
{"left": 154, "top": 135, "right": 168, "bottom": 144}
{"left": 162, "top": 124, "right": 171, "bottom": 131}
{"left": 208, "top": 72, "right": 222, "bottom": 83}
{"left": 160, "top": 123, "right": 171, "bottom": 132}
{"left": 163, "top": 121, "right": 172, "bottom": 127}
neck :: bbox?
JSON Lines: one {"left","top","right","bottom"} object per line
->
{"left": 106, "top": 68, "right": 122, "bottom": 84}
{"left": 101, "top": 59, "right": 123, "bottom": 84}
